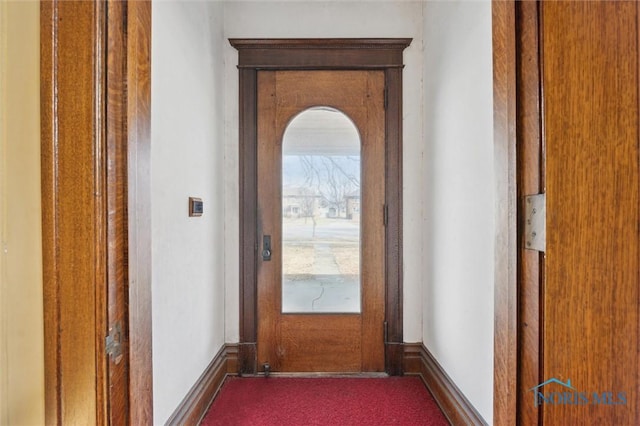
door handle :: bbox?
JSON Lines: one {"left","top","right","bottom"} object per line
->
{"left": 262, "top": 235, "right": 272, "bottom": 261}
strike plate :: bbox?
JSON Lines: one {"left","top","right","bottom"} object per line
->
{"left": 524, "top": 193, "right": 546, "bottom": 252}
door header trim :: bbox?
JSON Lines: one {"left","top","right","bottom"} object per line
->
{"left": 229, "top": 38, "right": 412, "bottom": 69}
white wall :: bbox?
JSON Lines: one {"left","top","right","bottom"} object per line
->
{"left": 422, "top": 1, "right": 494, "bottom": 423}
{"left": 151, "top": 2, "right": 226, "bottom": 423}
{"left": 0, "top": 1, "right": 45, "bottom": 424}
{"left": 223, "top": 0, "right": 426, "bottom": 344}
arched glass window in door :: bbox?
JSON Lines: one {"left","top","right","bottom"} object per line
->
{"left": 281, "top": 107, "right": 361, "bottom": 313}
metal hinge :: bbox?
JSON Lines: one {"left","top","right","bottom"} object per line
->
{"left": 106, "top": 321, "right": 123, "bottom": 363}
{"left": 524, "top": 193, "right": 546, "bottom": 252}
{"left": 383, "top": 87, "right": 388, "bottom": 110}
{"left": 383, "top": 321, "right": 388, "bottom": 343}
{"left": 383, "top": 204, "right": 388, "bottom": 226}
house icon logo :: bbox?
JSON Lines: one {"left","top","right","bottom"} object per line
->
{"left": 530, "top": 377, "right": 627, "bottom": 407}
{"left": 529, "top": 377, "right": 575, "bottom": 393}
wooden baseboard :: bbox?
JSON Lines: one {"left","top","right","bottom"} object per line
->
{"left": 225, "top": 343, "right": 239, "bottom": 375}
{"left": 403, "top": 343, "right": 487, "bottom": 426}
{"left": 166, "top": 344, "right": 238, "bottom": 426}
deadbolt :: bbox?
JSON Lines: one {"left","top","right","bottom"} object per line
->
{"left": 262, "top": 235, "right": 272, "bottom": 261}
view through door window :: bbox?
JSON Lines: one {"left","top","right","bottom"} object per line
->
{"left": 282, "top": 107, "right": 361, "bottom": 313}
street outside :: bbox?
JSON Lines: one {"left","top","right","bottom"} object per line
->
{"left": 282, "top": 217, "right": 361, "bottom": 313}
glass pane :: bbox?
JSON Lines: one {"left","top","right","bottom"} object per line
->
{"left": 282, "top": 108, "right": 361, "bottom": 313}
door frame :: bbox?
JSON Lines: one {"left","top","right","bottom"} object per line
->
{"left": 230, "top": 39, "right": 411, "bottom": 375}
{"left": 40, "top": 8, "right": 519, "bottom": 424}
{"left": 40, "top": 1, "right": 152, "bottom": 423}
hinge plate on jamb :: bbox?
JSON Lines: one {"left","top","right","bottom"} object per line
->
{"left": 524, "top": 193, "right": 546, "bottom": 252}
{"left": 106, "top": 321, "right": 123, "bottom": 363}
{"left": 383, "top": 87, "right": 388, "bottom": 109}
{"left": 383, "top": 204, "right": 388, "bottom": 227}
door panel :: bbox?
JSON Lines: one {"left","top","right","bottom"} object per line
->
{"left": 542, "top": 2, "right": 639, "bottom": 423}
{"left": 257, "top": 70, "right": 385, "bottom": 372}
{"left": 518, "top": 2, "right": 640, "bottom": 424}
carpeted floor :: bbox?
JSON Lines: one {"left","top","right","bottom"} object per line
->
{"left": 200, "top": 376, "right": 450, "bottom": 425}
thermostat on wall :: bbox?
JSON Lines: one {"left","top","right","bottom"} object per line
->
{"left": 189, "top": 197, "right": 203, "bottom": 217}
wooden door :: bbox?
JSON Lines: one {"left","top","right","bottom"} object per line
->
{"left": 256, "top": 70, "right": 385, "bottom": 372}
{"left": 517, "top": 2, "right": 639, "bottom": 424}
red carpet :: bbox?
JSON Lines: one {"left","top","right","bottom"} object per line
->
{"left": 200, "top": 376, "right": 450, "bottom": 425}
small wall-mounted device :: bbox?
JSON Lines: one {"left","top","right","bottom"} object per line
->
{"left": 189, "top": 197, "right": 203, "bottom": 217}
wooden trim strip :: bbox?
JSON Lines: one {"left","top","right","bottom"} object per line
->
{"left": 166, "top": 344, "right": 239, "bottom": 426}
{"left": 491, "top": 1, "right": 518, "bottom": 425}
{"left": 40, "top": 1, "right": 60, "bottom": 423}
{"left": 403, "top": 343, "right": 487, "bottom": 426}
{"left": 238, "top": 67, "right": 258, "bottom": 375}
{"left": 384, "top": 67, "right": 404, "bottom": 375}
{"left": 230, "top": 38, "right": 412, "bottom": 50}
{"left": 126, "top": 1, "right": 153, "bottom": 424}
{"left": 637, "top": 6, "right": 640, "bottom": 425}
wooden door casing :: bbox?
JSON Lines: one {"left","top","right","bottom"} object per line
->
{"left": 41, "top": 1, "right": 152, "bottom": 423}
{"left": 41, "top": 2, "right": 103, "bottom": 422}
{"left": 256, "top": 70, "right": 385, "bottom": 372}
{"left": 492, "top": 2, "right": 519, "bottom": 423}
{"left": 231, "top": 39, "right": 411, "bottom": 375}
{"left": 106, "top": 0, "right": 130, "bottom": 420}
{"left": 516, "top": 2, "right": 543, "bottom": 424}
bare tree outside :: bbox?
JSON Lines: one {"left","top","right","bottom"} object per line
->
{"left": 299, "top": 155, "right": 360, "bottom": 218}
{"left": 298, "top": 187, "right": 317, "bottom": 236}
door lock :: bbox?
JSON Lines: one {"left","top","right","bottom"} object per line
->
{"left": 262, "top": 235, "right": 272, "bottom": 261}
